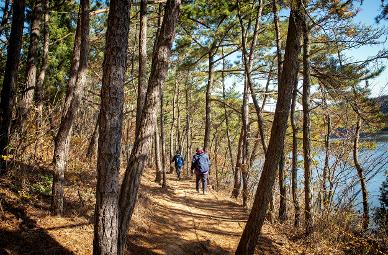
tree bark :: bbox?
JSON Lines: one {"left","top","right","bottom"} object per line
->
{"left": 93, "top": 0, "right": 130, "bottom": 253}
{"left": 52, "top": 0, "right": 89, "bottom": 215}
{"left": 154, "top": 124, "right": 163, "bottom": 183}
{"left": 36, "top": 0, "right": 50, "bottom": 111}
{"left": 278, "top": 142, "right": 287, "bottom": 223}
{"left": 185, "top": 75, "right": 191, "bottom": 177}
{"left": 291, "top": 71, "right": 300, "bottom": 227}
{"left": 204, "top": 50, "right": 215, "bottom": 152}
{"left": 160, "top": 84, "right": 167, "bottom": 187}
{"left": 353, "top": 116, "right": 369, "bottom": 230}
{"left": 86, "top": 112, "right": 99, "bottom": 159}
{"left": 170, "top": 71, "right": 178, "bottom": 172}
{"left": 135, "top": 0, "right": 148, "bottom": 138}
{"left": 322, "top": 91, "right": 330, "bottom": 209}
{"left": 0, "top": 0, "right": 25, "bottom": 171}
{"left": 22, "top": 0, "right": 43, "bottom": 113}
{"left": 302, "top": 14, "right": 313, "bottom": 234}
{"left": 235, "top": 3, "right": 303, "bottom": 253}
{"left": 117, "top": 1, "right": 180, "bottom": 254}
{"left": 232, "top": 127, "right": 243, "bottom": 198}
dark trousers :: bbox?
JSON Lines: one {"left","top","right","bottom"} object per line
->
{"left": 176, "top": 166, "right": 182, "bottom": 179}
{"left": 195, "top": 172, "right": 208, "bottom": 193}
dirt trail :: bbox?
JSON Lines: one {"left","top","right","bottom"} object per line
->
{"left": 128, "top": 174, "right": 300, "bottom": 255}
{"left": 0, "top": 170, "right": 300, "bottom": 255}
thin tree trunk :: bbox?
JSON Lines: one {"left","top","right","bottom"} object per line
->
{"left": 135, "top": 0, "right": 148, "bottom": 138}
{"left": 86, "top": 112, "right": 99, "bottom": 159}
{"left": 242, "top": 77, "right": 249, "bottom": 208}
{"left": 92, "top": 0, "right": 130, "bottom": 253}
{"left": 154, "top": 125, "right": 162, "bottom": 183}
{"left": 204, "top": 50, "right": 215, "bottom": 152}
{"left": 170, "top": 71, "right": 178, "bottom": 172}
{"left": 278, "top": 143, "right": 287, "bottom": 222}
{"left": 322, "top": 91, "right": 330, "bottom": 209}
{"left": 302, "top": 14, "right": 313, "bottom": 234}
{"left": 235, "top": 3, "right": 303, "bottom": 253}
{"left": 160, "top": 84, "right": 167, "bottom": 188}
{"left": 291, "top": 71, "right": 300, "bottom": 227}
{"left": 222, "top": 48, "right": 235, "bottom": 170}
{"left": 36, "top": 0, "right": 50, "bottom": 112}
{"left": 117, "top": 2, "right": 180, "bottom": 254}
{"left": 353, "top": 116, "right": 369, "bottom": 230}
{"left": 0, "top": 0, "right": 25, "bottom": 172}
{"left": 185, "top": 75, "right": 191, "bottom": 177}
{"left": 52, "top": 0, "right": 89, "bottom": 215}
{"left": 22, "top": 0, "right": 43, "bottom": 113}
{"left": 232, "top": 127, "right": 243, "bottom": 198}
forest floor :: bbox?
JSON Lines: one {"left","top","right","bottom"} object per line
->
{"left": 0, "top": 165, "right": 305, "bottom": 255}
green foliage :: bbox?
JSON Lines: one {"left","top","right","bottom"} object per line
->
{"left": 31, "top": 174, "right": 53, "bottom": 196}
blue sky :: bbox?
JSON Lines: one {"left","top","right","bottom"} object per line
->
{"left": 348, "top": 0, "right": 388, "bottom": 97}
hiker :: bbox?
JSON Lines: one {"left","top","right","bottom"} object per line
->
{"left": 191, "top": 147, "right": 210, "bottom": 194}
{"left": 171, "top": 150, "right": 184, "bottom": 180}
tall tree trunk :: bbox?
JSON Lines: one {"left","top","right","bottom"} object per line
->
{"left": 170, "top": 72, "right": 178, "bottom": 172}
{"left": 222, "top": 48, "right": 235, "bottom": 171}
{"left": 273, "top": 0, "right": 287, "bottom": 224}
{"left": 291, "top": 72, "right": 300, "bottom": 227}
{"left": 353, "top": 116, "right": 369, "bottom": 230}
{"left": 117, "top": 1, "right": 180, "bottom": 254}
{"left": 322, "top": 91, "right": 330, "bottom": 209}
{"left": 241, "top": 77, "right": 249, "bottom": 208}
{"left": 302, "top": 14, "right": 313, "bottom": 234}
{"left": 92, "top": 0, "right": 130, "bottom": 253}
{"left": 185, "top": 76, "right": 191, "bottom": 177}
{"left": 135, "top": 0, "right": 148, "bottom": 138}
{"left": 238, "top": 1, "right": 266, "bottom": 153}
{"left": 154, "top": 125, "right": 163, "bottom": 183}
{"left": 160, "top": 84, "right": 167, "bottom": 187}
{"left": 204, "top": 50, "right": 215, "bottom": 152}
{"left": 36, "top": 0, "right": 50, "bottom": 112}
{"left": 235, "top": 3, "right": 303, "bottom": 253}
{"left": 232, "top": 127, "right": 243, "bottom": 198}
{"left": 51, "top": 0, "right": 89, "bottom": 215}
{"left": 278, "top": 143, "right": 287, "bottom": 222}
{"left": 22, "top": 0, "right": 43, "bottom": 114}
{"left": 0, "top": 0, "right": 25, "bottom": 172}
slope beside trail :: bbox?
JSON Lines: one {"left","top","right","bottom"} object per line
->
{"left": 127, "top": 172, "right": 301, "bottom": 255}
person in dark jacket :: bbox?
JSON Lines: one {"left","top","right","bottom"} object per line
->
{"left": 171, "top": 150, "right": 184, "bottom": 180}
{"left": 191, "top": 147, "right": 210, "bottom": 194}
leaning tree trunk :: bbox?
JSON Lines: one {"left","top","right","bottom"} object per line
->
{"left": 135, "top": 0, "right": 148, "bottom": 138}
{"left": 353, "top": 116, "right": 369, "bottom": 230}
{"left": 117, "top": 1, "right": 180, "bottom": 254}
{"left": 22, "top": 0, "right": 43, "bottom": 114}
{"left": 52, "top": 0, "right": 89, "bottom": 215}
{"left": 322, "top": 90, "right": 331, "bottom": 209}
{"left": 302, "top": 14, "right": 313, "bottom": 235}
{"left": 92, "top": 0, "right": 130, "bottom": 253}
{"left": 0, "top": 0, "right": 25, "bottom": 171}
{"left": 235, "top": 3, "right": 303, "bottom": 253}
{"left": 290, "top": 72, "right": 301, "bottom": 227}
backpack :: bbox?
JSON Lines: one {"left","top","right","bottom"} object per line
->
{"left": 194, "top": 154, "right": 209, "bottom": 173}
{"left": 175, "top": 155, "right": 184, "bottom": 168}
